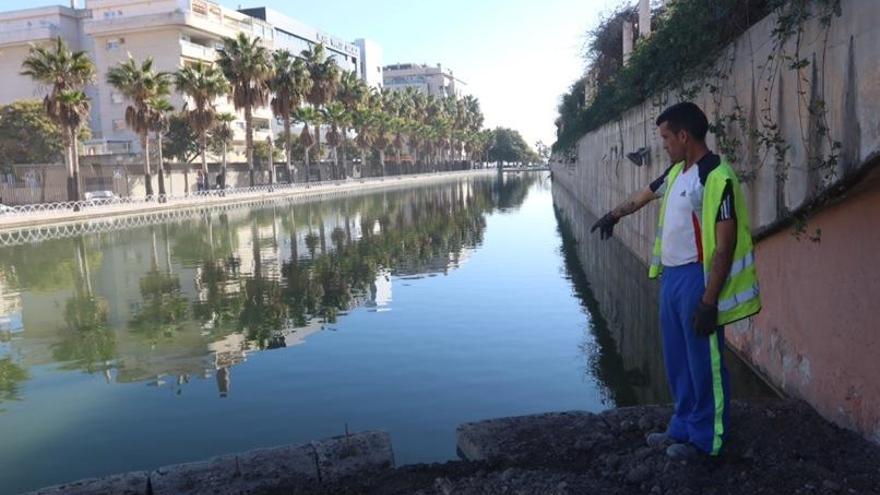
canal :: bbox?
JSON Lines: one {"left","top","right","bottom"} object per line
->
{"left": 0, "top": 173, "right": 772, "bottom": 493}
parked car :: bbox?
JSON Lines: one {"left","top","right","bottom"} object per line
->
{"left": 83, "top": 190, "right": 120, "bottom": 204}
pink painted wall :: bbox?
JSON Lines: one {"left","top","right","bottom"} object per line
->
{"left": 728, "top": 168, "right": 880, "bottom": 444}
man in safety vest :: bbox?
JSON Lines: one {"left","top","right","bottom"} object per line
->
{"left": 590, "top": 102, "right": 761, "bottom": 459}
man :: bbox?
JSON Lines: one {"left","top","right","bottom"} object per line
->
{"left": 590, "top": 102, "right": 761, "bottom": 459}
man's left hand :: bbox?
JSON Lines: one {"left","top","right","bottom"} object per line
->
{"left": 692, "top": 301, "right": 718, "bottom": 336}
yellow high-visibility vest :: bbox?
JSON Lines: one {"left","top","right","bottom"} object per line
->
{"left": 648, "top": 159, "right": 761, "bottom": 325}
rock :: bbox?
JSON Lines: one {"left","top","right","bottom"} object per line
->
{"left": 626, "top": 465, "right": 651, "bottom": 484}
{"left": 651, "top": 485, "right": 663, "bottom": 494}
{"left": 639, "top": 416, "right": 654, "bottom": 430}
{"left": 500, "top": 468, "right": 516, "bottom": 482}
{"left": 604, "top": 453, "right": 621, "bottom": 469}
{"left": 23, "top": 472, "right": 148, "bottom": 495}
{"left": 151, "top": 454, "right": 240, "bottom": 495}
{"left": 574, "top": 437, "right": 595, "bottom": 451}
{"left": 620, "top": 419, "right": 636, "bottom": 431}
{"left": 434, "top": 477, "right": 454, "bottom": 495}
{"left": 822, "top": 480, "right": 841, "bottom": 492}
{"left": 312, "top": 430, "right": 394, "bottom": 482}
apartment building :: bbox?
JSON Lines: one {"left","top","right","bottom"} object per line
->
{"left": 382, "top": 63, "right": 466, "bottom": 99}
{"left": 0, "top": 0, "right": 382, "bottom": 159}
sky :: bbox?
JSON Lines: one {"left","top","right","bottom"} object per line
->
{"left": 0, "top": 0, "right": 624, "bottom": 147}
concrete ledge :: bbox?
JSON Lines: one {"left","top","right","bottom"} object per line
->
{"left": 24, "top": 431, "right": 393, "bottom": 495}
{"left": 313, "top": 431, "right": 394, "bottom": 482}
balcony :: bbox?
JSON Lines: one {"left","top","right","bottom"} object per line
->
{"left": 180, "top": 39, "right": 217, "bottom": 61}
{"left": 0, "top": 25, "right": 59, "bottom": 47}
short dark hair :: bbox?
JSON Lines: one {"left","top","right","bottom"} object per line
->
{"left": 655, "top": 102, "right": 709, "bottom": 141}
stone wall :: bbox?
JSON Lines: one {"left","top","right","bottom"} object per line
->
{"left": 551, "top": 0, "right": 880, "bottom": 443}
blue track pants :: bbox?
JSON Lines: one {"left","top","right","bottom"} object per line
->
{"left": 660, "top": 262, "right": 730, "bottom": 455}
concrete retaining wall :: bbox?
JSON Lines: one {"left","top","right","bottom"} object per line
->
{"left": 551, "top": 0, "right": 879, "bottom": 443}
{"left": 24, "top": 431, "right": 394, "bottom": 495}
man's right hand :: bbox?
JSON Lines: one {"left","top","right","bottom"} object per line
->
{"left": 590, "top": 212, "right": 618, "bottom": 240}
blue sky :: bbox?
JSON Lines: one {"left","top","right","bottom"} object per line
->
{"left": 1, "top": 0, "right": 623, "bottom": 146}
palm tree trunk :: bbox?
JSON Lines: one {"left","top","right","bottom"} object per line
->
{"left": 360, "top": 149, "right": 367, "bottom": 178}
{"left": 303, "top": 147, "right": 310, "bottom": 183}
{"left": 284, "top": 117, "right": 293, "bottom": 183}
{"left": 340, "top": 128, "right": 348, "bottom": 179}
{"left": 142, "top": 133, "right": 154, "bottom": 199}
{"left": 245, "top": 104, "right": 255, "bottom": 187}
{"left": 65, "top": 126, "right": 79, "bottom": 202}
{"left": 379, "top": 149, "right": 385, "bottom": 177}
{"left": 157, "top": 131, "right": 167, "bottom": 200}
{"left": 333, "top": 146, "right": 339, "bottom": 180}
{"left": 201, "top": 132, "right": 209, "bottom": 177}
{"left": 221, "top": 141, "right": 228, "bottom": 191}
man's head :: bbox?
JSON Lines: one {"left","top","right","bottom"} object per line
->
{"left": 656, "top": 102, "right": 709, "bottom": 163}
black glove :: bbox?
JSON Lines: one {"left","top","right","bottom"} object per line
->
{"left": 692, "top": 301, "right": 718, "bottom": 336}
{"left": 590, "top": 212, "right": 618, "bottom": 240}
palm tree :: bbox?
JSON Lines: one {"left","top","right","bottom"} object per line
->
{"left": 148, "top": 97, "right": 174, "bottom": 198}
{"left": 351, "top": 108, "right": 375, "bottom": 177}
{"left": 175, "top": 61, "right": 228, "bottom": 183}
{"left": 21, "top": 36, "right": 95, "bottom": 202}
{"left": 217, "top": 32, "right": 272, "bottom": 187}
{"left": 322, "top": 102, "right": 347, "bottom": 180}
{"left": 301, "top": 44, "right": 340, "bottom": 174}
{"left": 106, "top": 56, "right": 172, "bottom": 199}
{"left": 210, "top": 112, "right": 235, "bottom": 188}
{"left": 294, "top": 106, "right": 320, "bottom": 182}
{"left": 269, "top": 50, "right": 310, "bottom": 184}
{"left": 336, "top": 71, "right": 367, "bottom": 179}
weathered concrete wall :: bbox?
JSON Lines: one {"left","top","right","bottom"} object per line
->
{"left": 25, "top": 430, "right": 394, "bottom": 495}
{"left": 551, "top": 0, "right": 880, "bottom": 443}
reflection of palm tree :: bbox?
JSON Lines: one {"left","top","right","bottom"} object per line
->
{"left": 53, "top": 294, "right": 116, "bottom": 374}
{"left": 129, "top": 228, "right": 188, "bottom": 341}
{"left": 0, "top": 357, "right": 28, "bottom": 405}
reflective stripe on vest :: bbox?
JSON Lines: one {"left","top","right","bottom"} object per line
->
{"left": 718, "top": 283, "right": 760, "bottom": 312}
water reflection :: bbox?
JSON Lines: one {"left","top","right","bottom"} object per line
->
{"left": 552, "top": 181, "right": 774, "bottom": 405}
{"left": 0, "top": 175, "right": 539, "bottom": 402}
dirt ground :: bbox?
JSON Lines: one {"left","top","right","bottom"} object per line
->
{"left": 280, "top": 399, "right": 880, "bottom": 495}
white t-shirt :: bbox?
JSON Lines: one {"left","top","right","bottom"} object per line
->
{"left": 660, "top": 164, "right": 704, "bottom": 267}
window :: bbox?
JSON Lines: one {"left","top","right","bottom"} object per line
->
{"left": 112, "top": 119, "right": 126, "bottom": 131}
{"left": 111, "top": 92, "right": 124, "bottom": 104}
{"left": 106, "top": 38, "right": 124, "bottom": 50}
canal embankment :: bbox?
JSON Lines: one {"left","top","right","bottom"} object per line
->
{"left": 26, "top": 399, "right": 880, "bottom": 494}
{"left": 551, "top": 0, "right": 880, "bottom": 445}
{"left": 0, "top": 169, "right": 493, "bottom": 232}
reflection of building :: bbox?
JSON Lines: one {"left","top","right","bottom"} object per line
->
{"left": 0, "top": 0, "right": 380, "bottom": 157}
{"left": 0, "top": 274, "right": 23, "bottom": 334}
{"left": 383, "top": 63, "right": 466, "bottom": 98}
{"left": 367, "top": 269, "right": 392, "bottom": 312}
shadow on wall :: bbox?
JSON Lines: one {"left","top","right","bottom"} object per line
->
{"left": 551, "top": 179, "right": 775, "bottom": 408}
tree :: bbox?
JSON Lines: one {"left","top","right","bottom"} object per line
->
{"left": 270, "top": 50, "right": 310, "bottom": 184}
{"left": 147, "top": 97, "right": 174, "bottom": 198}
{"left": 336, "top": 71, "right": 367, "bottom": 178}
{"left": 218, "top": 32, "right": 272, "bottom": 187}
{"left": 322, "top": 102, "right": 347, "bottom": 180}
{"left": 488, "top": 127, "right": 533, "bottom": 165}
{"left": 163, "top": 114, "right": 200, "bottom": 164}
{"left": 175, "top": 61, "right": 228, "bottom": 180}
{"left": 301, "top": 44, "right": 340, "bottom": 170}
{"left": 294, "top": 106, "right": 320, "bottom": 182}
{"left": 21, "top": 36, "right": 95, "bottom": 202}
{"left": 106, "top": 56, "right": 172, "bottom": 198}
{"left": 208, "top": 112, "right": 235, "bottom": 188}
{"left": 0, "top": 100, "right": 88, "bottom": 164}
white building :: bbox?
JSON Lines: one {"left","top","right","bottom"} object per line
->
{"left": 0, "top": 0, "right": 381, "bottom": 158}
{"left": 354, "top": 38, "right": 383, "bottom": 88}
{"left": 382, "top": 63, "right": 466, "bottom": 98}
